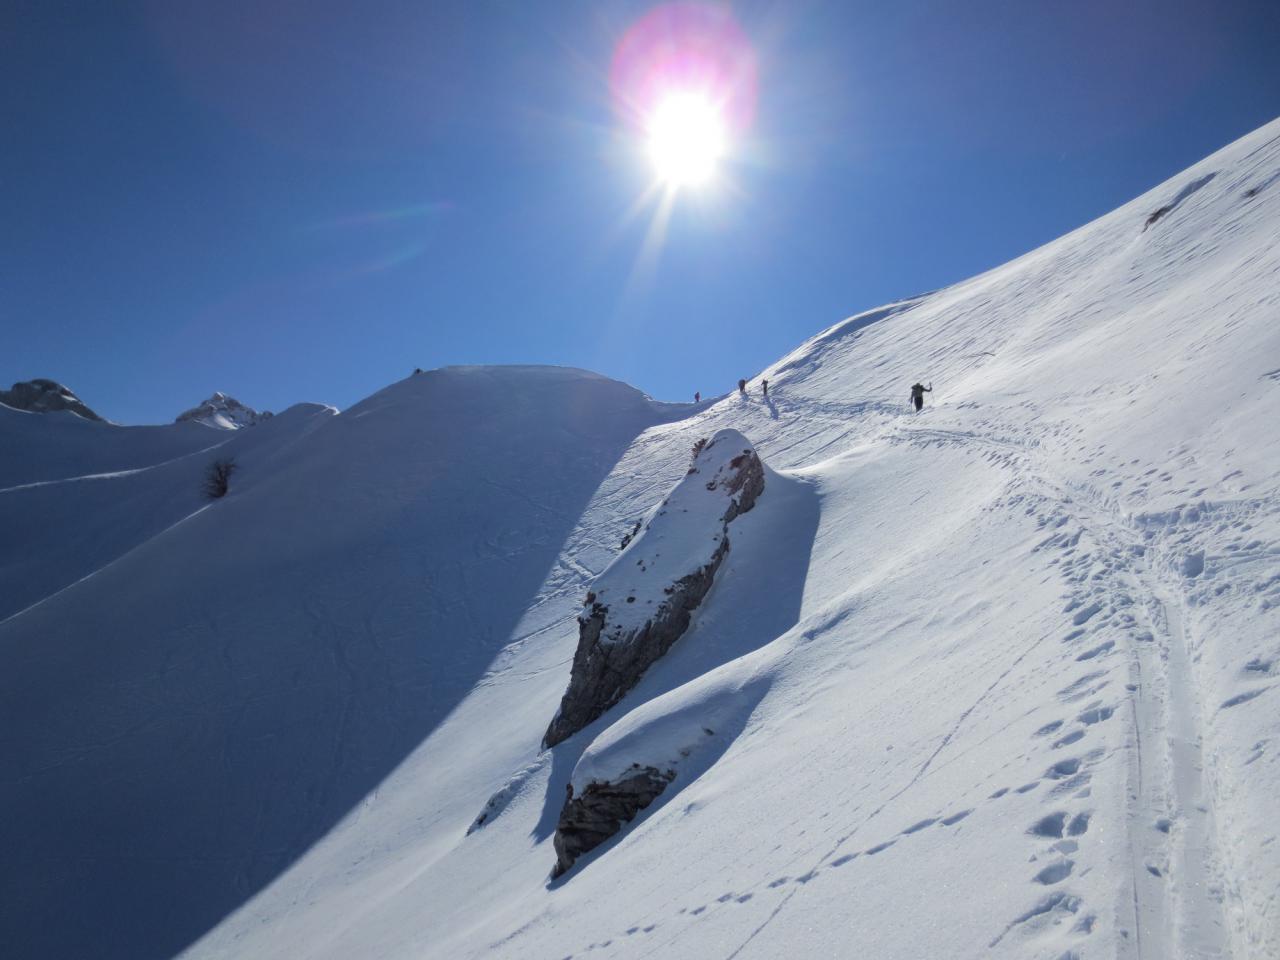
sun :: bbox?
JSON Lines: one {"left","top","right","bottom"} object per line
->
{"left": 646, "top": 92, "right": 727, "bottom": 188}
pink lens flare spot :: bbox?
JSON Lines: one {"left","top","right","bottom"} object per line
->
{"left": 610, "top": 3, "right": 758, "bottom": 138}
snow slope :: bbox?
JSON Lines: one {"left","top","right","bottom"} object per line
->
{"left": 0, "top": 367, "right": 685, "bottom": 960}
{"left": 3, "top": 121, "right": 1278, "bottom": 960}
{"left": 0, "top": 402, "right": 336, "bottom": 622}
{"left": 0, "top": 400, "right": 226, "bottom": 489}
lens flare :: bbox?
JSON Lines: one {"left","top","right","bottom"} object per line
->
{"left": 647, "top": 92, "right": 726, "bottom": 186}
{"left": 611, "top": 3, "right": 757, "bottom": 188}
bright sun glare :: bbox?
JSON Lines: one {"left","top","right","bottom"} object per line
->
{"left": 646, "top": 92, "right": 726, "bottom": 188}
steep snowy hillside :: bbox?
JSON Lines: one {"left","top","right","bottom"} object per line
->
{"left": 0, "top": 395, "right": 226, "bottom": 489}
{"left": 0, "top": 402, "right": 336, "bottom": 622}
{"left": 0, "top": 367, "right": 686, "bottom": 960}
{"left": 3, "top": 120, "right": 1278, "bottom": 960}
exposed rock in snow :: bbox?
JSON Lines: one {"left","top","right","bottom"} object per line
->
{"left": 553, "top": 765, "right": 676, "bottom": 877}
{"left": 543, "top": 429, "right": 764, "bottom": 747}
{"left": 0, "top": 379, "right": 103, "bottom": 421}
{"left": 553, "top": 671, "right": 770, "bottom": 876}
{"left": 176, "top": 392, "right": 273, "bottom": 430}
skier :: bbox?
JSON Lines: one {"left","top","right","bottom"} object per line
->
{"left": 909, "top": 381, "right": 932, "bottom": 412}
{"left": 694, "top": 391, "right": 701, "bottom": 403}
{"left": 762, "top": 379, "right": 769, "bottom": 397}
{"left": 738, "top": 378, "right": 747, "bottom": 395}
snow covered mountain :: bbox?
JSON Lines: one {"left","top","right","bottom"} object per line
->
{"left": 0, "top": 377, "right": 103, "bottom": 421}
{"left": 2, "top": 120, "right": 1278, "bottom": 960}
{"left": 175, "top": 391, "right": 273, "bottom": 429}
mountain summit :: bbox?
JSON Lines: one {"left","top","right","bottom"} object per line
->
{"left": 175, "top": 392, "right": 273, "bottom": 429}
{"left": 0, "top": 378, "right": 103, "bottom": 421}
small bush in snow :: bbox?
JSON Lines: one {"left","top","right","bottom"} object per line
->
{"left": 204, "top": 458, "right": 237, "bottom": 500}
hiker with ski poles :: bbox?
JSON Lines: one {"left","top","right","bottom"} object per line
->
{"left": 909, "top": 381, "right": 932, "bottom": 412}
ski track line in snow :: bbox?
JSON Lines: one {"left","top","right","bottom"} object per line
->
{"left": 642, "top": 429, "right": 1080, "bottom": 960}
{"left": 890, "top": 624, "right": 1055, "bottom": 802}
{"left": 954, "top": 415, "right": 1234, "bottom": 959}
{"left": 557, "top": 410, "right": 1221, "bottom": 960}
{"left": 1052, "top": 476, "right": 1235, "bottom": 959}
{"left": 1127, "top": 585, "right": 1231, "bottom": 959}
{"left": 0, "top": 437, "right": 232, "bottom": 495}
{"left": 0, "top": 502, "right": 216, "bottom": 628}
{"left": 827, "top": 408, "right": 1231, "bottom": 957}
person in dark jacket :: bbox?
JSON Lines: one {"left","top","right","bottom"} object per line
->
{"left": 909, "top": 382, "right": 932, "bottom": 412}
{"left": 762, "top": 379, "right": 769, "bottom": 396}
{"left": 738, "top": 378, "right": 747, "bottom": 394}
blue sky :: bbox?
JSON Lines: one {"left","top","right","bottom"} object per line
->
{"left": 4, "top": 0, "right": 1279, "bottom": 424}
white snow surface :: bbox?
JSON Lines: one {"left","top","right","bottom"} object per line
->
{"left": 588, "top": 428, "right": 759, "bottom": 639}
{"left": 2, "top": 121, "right": 1279, "bottom": 960}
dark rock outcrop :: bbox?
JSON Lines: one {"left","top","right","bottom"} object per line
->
{"left": 552, "top": 766, "right": 676, "bottom": 877}
{"left": 0, "top": 379, "right": 103, "bottom": 421}
{"left": 547, "top": 561, "right": 726, "bottom": 749}
{"left": 543, "top": 429, "right": 764, "bottom": 747}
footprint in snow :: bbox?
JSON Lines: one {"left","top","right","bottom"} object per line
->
{"left": 1029, "top": 812, "right": 1069, "bottom": 838}
{"left": 1220, "top": 687, "right": 1269, "bottom": 709}
{"left": 1052, "top": 729, "right": 1086, "bottom": 749}
{"left": 1058, "top": 671, "right": 1107, "bottom": 701}
{"left": 1033, "top": 859, "right": 1075, "bottom": 885}
{"left": 988, "top": 892, "right": 1083, "bottom": 947}
{"left": 1075, "top": 640, "right": 1114, "bottom": 662}
{"left": 1077, "top": 704, "right": 1114, "bottom": 725}
{"left": 901, "top": 817, "right": 937, "bottom": 835}
{"left": 1034, "top": 719, "right": 1065, "bottom": 737}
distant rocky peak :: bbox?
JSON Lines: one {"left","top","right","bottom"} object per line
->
{"left": 176, "top": 393, "right": 273, "bottom": 430}
{"left": 0, "top": 379, "right": 103, "bottom": 422}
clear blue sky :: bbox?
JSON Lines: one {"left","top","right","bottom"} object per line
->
{"left": 4, "top": 0, "right": 1279, "bottom": 424}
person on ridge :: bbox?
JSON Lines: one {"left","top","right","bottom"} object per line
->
{"left": 762, "top": 379, "right": 769, "bottom": 397}
{"left": 738, "top": 378, "right": 747, "bottom": 395}
{"left": 909, "top": 381, "right": 932, "bottom": 412}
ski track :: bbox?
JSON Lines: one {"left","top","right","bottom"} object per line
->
{"left": 559, "top": 400, "right": 1242, "bottom": 960}
{"left": 895, "top": 409, "right": 1232, "bottom": 958}
{"left": 0, "top": 437, "right": 232, "bottom": 495}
